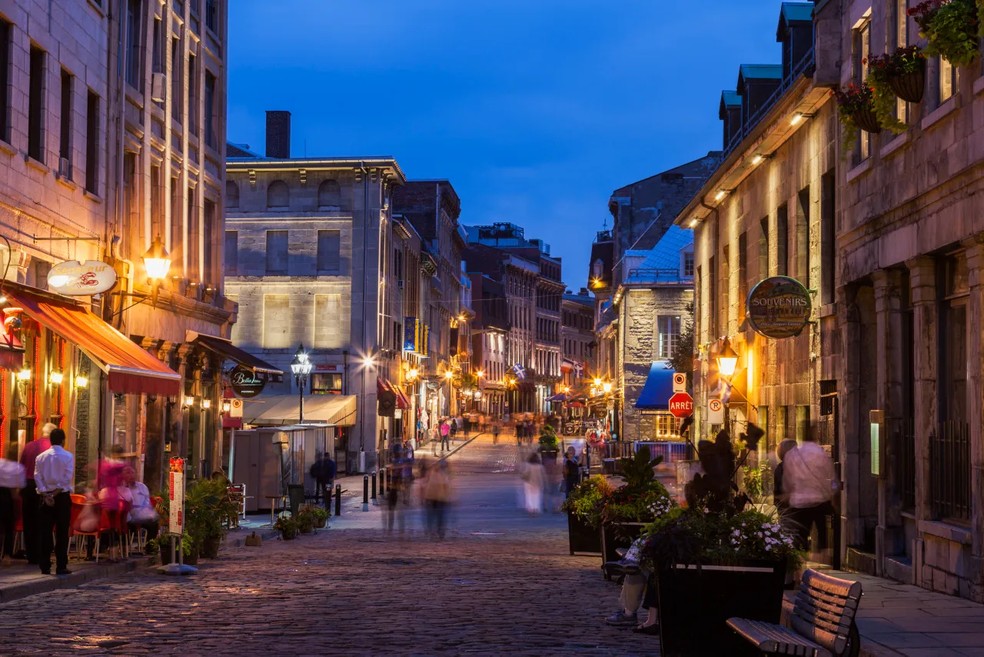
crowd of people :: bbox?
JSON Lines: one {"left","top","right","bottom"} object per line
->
{"left": 0, "top": 422, "right": 160, "bottom": 575}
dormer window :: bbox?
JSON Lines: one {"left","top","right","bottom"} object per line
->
{"left": 683, "top": 251, "right": 695, "bottom": 278}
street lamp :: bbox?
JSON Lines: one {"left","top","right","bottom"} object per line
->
{"left": 290, "top": 344, "right": 313, "bottom": 424}
{"left": 143, "top": 236, "right": 172, "bottom": 306}
{"left": 716, "top": 337, "right": 742, "bottom": 432}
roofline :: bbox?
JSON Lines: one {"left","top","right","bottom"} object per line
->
{"left": 227, "top": 157, "right": 406, "bottom": 182}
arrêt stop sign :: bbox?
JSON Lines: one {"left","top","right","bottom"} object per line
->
{"left": 668, "top": 392, "right": 694, "bottom": 418}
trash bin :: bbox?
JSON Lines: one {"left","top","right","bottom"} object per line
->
{"left": 287, "top": 484, "right": 305, "bottom": 517}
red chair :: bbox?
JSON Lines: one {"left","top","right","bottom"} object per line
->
{"left": 70, "top": 501, "right": 109, "bottom": 562}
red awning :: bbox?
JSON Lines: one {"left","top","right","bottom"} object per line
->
{"left": 377, "top": 378, "right": 410, "bottom": 410}
{"left": 394, "top": 386, "right": 410, "bottom": 410}
{"left": 5, "top": 285, "right": 180, "bottom": 396}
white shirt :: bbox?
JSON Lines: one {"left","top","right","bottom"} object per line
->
{"left": 125, "top": 481, "right": 158, "bottom": 522}
{"left": 0, "top": 458, "right": 25, "bottom": 489}
{"left": 34, "top": 445, "right": 75, "bottom": 494}
{"left": 782, "top": 441, "right": 835, "bottom": 508}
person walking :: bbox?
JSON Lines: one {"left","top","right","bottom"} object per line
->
{"left": 521, "top": 452, "right": 545, "bottom": 515}
{"left": 19, "top": 422, "right": 55, "bottom": 564}
{"left": 563, "top": 446, "right": 581, "bottom": 497}
{"left": 439, "top": 419, "right": 451, "bottom": 452}
{"left": 492, "top": 420, "right": 501, "bottom": 445}
{"left": 35, "top": 428, "right": 74, "bottom": 575}
{"left": 448, "top": 416, "right": 457, "bottom": 444}
{"left": 782, "top": 434, "right": 837, "bottom": 553}
{"left": 423, "top": 459, "right": 452, "bottom": 539}
{"left": 0, "top": 445, "right": 25, "bottom": 566}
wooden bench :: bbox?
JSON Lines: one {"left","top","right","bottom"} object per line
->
{"left": 727, "top": 568, "right": 862, "bottom": 657}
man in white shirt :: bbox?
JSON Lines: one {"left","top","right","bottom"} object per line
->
{"left": 34, "top": 428, "right": 75, "bottom": 575}
{"left": 782, "top": 435, "right": 836, "bottom": 552}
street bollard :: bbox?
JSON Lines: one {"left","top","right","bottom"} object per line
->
{"left": 334, "top": 484, "right": 342, "bottom": 516}
{"left": 371, "top": 471, "right": 378, "bottom": 506}
{"left": 362, "top": 475, "right": 369, "bottom": 512}
{"left": 379, "top": 466, "right": 386, "bottom": 496}
{"left": 325, "top": 486, "right": 332, "bottom": 512}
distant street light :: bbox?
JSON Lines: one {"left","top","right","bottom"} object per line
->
{"left": 290, "top": 344, "right": 313, "bottom": 423}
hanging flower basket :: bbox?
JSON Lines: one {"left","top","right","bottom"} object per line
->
{"left": 909, "top": 0, "right": 982, "bottom": 68}
{"left": 851, "top": 107, "right": 882, "bottom": 133}
{"left": 868, "top": 46, "right": 927, "bottom": 104}
{"left": 888, "top": 68, "right": 926, "bottom": 103}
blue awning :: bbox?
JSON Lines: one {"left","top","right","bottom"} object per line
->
{"left": 635, "top": 361, "right": 675, "bottom": 410}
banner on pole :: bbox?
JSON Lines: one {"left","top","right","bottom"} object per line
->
{"left": 168, "top": 458, "right": 185, "bottom": 535}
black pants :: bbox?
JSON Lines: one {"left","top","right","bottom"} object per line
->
{"left": 21, "top": 480, "right": 41, "bottom": 563}
{"left": 787, "top": 501, "right": 834, "bottom": 551}
{"left": 0, "top": 487, "right": 13, "bottom": 558}
{"left": 38, "top": 491, "right": 71, "bottom": 573}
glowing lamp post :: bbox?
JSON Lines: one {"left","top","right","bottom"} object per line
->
{"left": 290, "top": 344, "right": 313, "bottom": 424}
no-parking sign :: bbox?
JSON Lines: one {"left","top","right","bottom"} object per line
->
{"left": 708, "top": 398, "right": 724, "bottom": 425}
{"left": 672, "top": 372, "right": 686, "bottom": 392}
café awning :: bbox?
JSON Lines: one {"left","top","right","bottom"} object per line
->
{"left": 635, "top": 361, "right": 674, "bottom": 410}
{"left": 187, "top": 331, "right": 282, "bottom": 376}
{"left": 378, "top": 378, "right": 410, "bottom": 410}
{"left": 4, "top": 285, "right": 180, "bottom": 396}
{"left": 243, "top": 394, "right": 357, "bottom": 426}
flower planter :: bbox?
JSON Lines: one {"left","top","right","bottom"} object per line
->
{"left": 567, "top": 512, "right": 602, "bottom": 555}
{"left": 600, "top": 521, "right": 647, "bottom": 579}
{"left": 656, "top": 560, "right": 786, "bottom": 657}
{"left": 852, "top": 107, "right": 881, "bottom": 133}
{"left": 202, "top": 536, "right": 222, "bottom": 560}
{"left": 888, "top": 68, "right": 925, "bottom": 103}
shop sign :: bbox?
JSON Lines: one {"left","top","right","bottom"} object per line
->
{"left": 746, "top": 276, "right": 812, "bottom": 339}
{"left": 230, "top": 366, "right": 266, "bottom": 398}
{"left": 168, "top": 458, "right": 185, "bottom": 535}
{"left": 47, "top": 260, "right": 117, "bottom": 295}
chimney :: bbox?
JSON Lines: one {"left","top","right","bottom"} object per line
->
{"left": 265, "top": 110, "right": 291, "bottom": 158}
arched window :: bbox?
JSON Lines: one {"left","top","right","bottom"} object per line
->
{"left": 267, "top": 180, "right": 289, "bottom": 208}
{"left": 225, "top": 181, "right": 239, "bottom": 208}
{"left": 318, "top": 179, "right": 341, "bottom": 208}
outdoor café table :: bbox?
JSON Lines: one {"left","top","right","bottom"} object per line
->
{"left": 264, "top": 495, "right": 283, "bottom": 526}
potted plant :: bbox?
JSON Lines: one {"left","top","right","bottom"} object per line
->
{"left": 909, "top": 0, "right": 982, "bottom": 68}
{"left": 561, "top": 474, "right": 613, "bottom": 554}
{"left": 641, "top": 429, "right": 802, "bottom": 657}
{"left": 598, "top": 446, "right": 672, "bottom": 572}
{"left": 275, "top": 514, "right": 299, "bottom": 540}
{"left": 295, "top": 504, "right": 323, "bottom": 533}
{"left": 184, "top": 477, "right": 238, "bottom": 559}
{"left": 537, "top": 424, "right": 560, "bottom": 462}
{"left": 836, "top": 82, "right": 881, "bottom": 148}
{"left": 868, "top": 45, "right": 927, "bottom": 104}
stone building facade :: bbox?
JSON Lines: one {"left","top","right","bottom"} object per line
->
{"left": 817, "top": 0, "right": 984, "bottom": 600}
{"left": 560, "top": 289, "right": 594, "bottom": 392}
{"left": 226, "top": 113, "right": 406, "bottom": 472}
{"left": 0, "top": 0, "right": 234, "bottom": 490}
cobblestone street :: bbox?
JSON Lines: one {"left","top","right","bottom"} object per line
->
{"left": 0, "top": 437, "right": 657, "bottom": 656}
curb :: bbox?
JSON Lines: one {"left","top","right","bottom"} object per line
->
{"left": 0, "top": 558, "right": 141, "bottom": 606}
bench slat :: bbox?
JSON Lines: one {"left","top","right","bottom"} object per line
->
{"left": 726, "top": 617, "right": 831, "bottom": 657}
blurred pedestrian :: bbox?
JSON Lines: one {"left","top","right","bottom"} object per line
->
{"left": 423, "top": 459, "right": 452, "bottom": 539}
{"left": 440, "top": 419, "right": 451, "bottom": 452}
{"left": 492, "top": 420, "right": 501, "bottom": 445}
{"left": 384, "top": 446, "right": 406, "bottom": 534}
{"left": 773, "top": 439, "right": 798, "bottom": 516}
{"left": 448, "top": 417, "right": 457, "bottom": 443}
{"left": 120, "top": 466, "right": 159, "bottom": 544}
{"left": 98, "top": 445, "right": 128, "bottom": 561}
{"left": 521, "top": 452, "right": 545, "bottom": 515}
{"left": 35, "top": 428, "right": 74, "bottom": 575}
{"left": 563, "top": 446, "right": 581, "bottom": 497}
{"left": 783, "top": 435, "right": 836, "bottom": 552}
{"left": 19, "top": 422, "right": 55, "bottom": 564}
{"left": 0, "top": 444, "right": 25, "bottom": 566}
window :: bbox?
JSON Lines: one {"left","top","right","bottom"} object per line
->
{"left": 171, "top": 38, "right": 182, "bottom": 121}
{"left": 125, "top": 0, "right": 143, "bottom": 90}
{"left": 797, "top": 186, "right": 810, "bottom": 284}
{"left": 170, "top": 177, "right": 182, "bottom": 270}
{"left": 152, "top": 18, "right": 163, "bottom": 73}
{"left": 205, "top": 0, "right": 219, "bottom": 33}
{"left": 59, "top": 69, "right": 72, "bottom": 177}
{"left": 892, "top": 0, "right": 909, "bottom": 124}
{"left": 855, "top": 20, "right": 871, "bottom": 160}
{"left": 187, "top": 188, "right": 199, "bottom": 279}
{"left": 939, "top": 58, "right": 956, "bottom": 104}
{"left": 776, "top": 204, "right": 788, "bottom": 276}
{"left": 85, "top": 92, "right": 100, "bottom": 190}
{"left": 738, "top": 232, "right": 748, "bottom": 316}
{"left": 187, "top": 53, "right": 197, "bottom": 132}
{"left": 820, "top": 170, "right": 835, "bottom": 305}
{"left": 267, "top": 180, "right": 289, "bottom": 208}
{"left": 262, "top": 295, "right": 290, "bottom": 348}
{"left": 657, "top": 316, "right": 682, "bottom": 359}
{"left": 123, "top": 153, "right": 137, "bottom": 237}
{"left": 314, "top": 294, "right": 345, "bottom": 348}
{"left": 150, "top": 165, "right": 163, "bottom": 238}
{"left": 28, "top": 46, "right": 45, "bottom": 163}
{"left": 225, "top": 180, "right": 239, "bottom": 208}
{"left": 318, "top": 179, "right": 341, "bottom": 208}
{"left": 758, "top": 216, "right": 770, "bottom": 277}
{"left": 266, "top": 230, "right": 288, "bottom": 274}
{"left": 683, "top": 251, "right": 694, "bottom": 277}
{"left": 0, "top": 18, "right": 10, "bottom": 142}
{"left": 224, "top": 231, "right": 238, "bottom": 275}
{"left": 204, "top": 70, "right": 216, "bottom": 147}
{"left": 203, "top": 199, "right": 215, "bottom": 280}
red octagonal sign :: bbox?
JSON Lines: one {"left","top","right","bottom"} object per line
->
{"left": 668, "top": 391, "right": 694, "bottom": 418}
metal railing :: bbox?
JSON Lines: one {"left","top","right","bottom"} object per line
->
{"left": 930, "top": 420, "right": 970, "bottom": 521}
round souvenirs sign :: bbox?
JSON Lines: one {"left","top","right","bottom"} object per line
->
{"left": 230, "top": 366, "right": 266, "bottom": 398}
{"left": 746, "top": 276, "right": 812, "bottom": 339}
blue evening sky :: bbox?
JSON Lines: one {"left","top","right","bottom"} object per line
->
{"left": 228, "top": 1, "right": 786, "bottom": 290}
